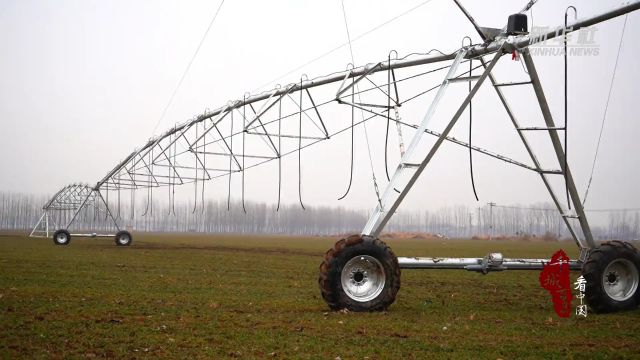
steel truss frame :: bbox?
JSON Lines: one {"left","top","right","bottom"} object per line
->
{"left": 376, "top": 47, "right": 593, "bottom": 273}
{"left": 30, "top": 184, "right": 119, "bottom": 238}
{"left": 30, "top": 0, "right": 640, "bottom": 262}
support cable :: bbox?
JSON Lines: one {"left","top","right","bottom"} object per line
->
{"left": 564, "top": 6, "right": 576, "bottom": 210}
{"left": 341, "top": 0, "right": 383, "bottom": 207}
{"left": 583, "top": 14, "right": 628, "bottom": 206}
{"left": 150, "top": 0, "right": 226, "bottom": 135}
{"left": 253, "top": 0, "right": 436, "bottom": 93}
{"left": 520, "top": 0, "right": 539, "bottom": 13}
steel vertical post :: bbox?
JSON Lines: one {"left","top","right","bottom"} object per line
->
{"left": 521, "top": 49, "right": 595, "bottom": 249}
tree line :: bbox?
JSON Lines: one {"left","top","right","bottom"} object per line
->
{"left": 1, "top": 191, "right": 638, "bottom": 240}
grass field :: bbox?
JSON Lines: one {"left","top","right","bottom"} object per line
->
{"left": 1, "top": 232, "right": 639, "bottom": 359}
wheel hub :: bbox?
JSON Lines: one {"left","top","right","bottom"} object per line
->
{"left": 340, "top": 255, "right": 385, "bottom": 302}
{"left": 603, "top": 258, "right": 639, "bottom": 302}
{"left": 350, "top": 268, "right": 367, "bottom": 285}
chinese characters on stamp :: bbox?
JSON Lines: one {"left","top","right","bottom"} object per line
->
{"left": 539, "top": 249, "right": 572, "bottom": 318}
{"left": 539, "top": 249, "right": 588, "bottom": 318}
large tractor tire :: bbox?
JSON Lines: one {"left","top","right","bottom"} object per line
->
{"left": 582, "top": 241, "right": 640, "bottom": 313}
{"left": 52, "top": 229, "right": 71, "bottom": 246}
{"left": 319, "top": 235, "right": 400, "bottom": 312}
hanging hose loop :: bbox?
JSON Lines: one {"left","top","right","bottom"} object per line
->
{"left": 130, "top": 182, "right": 135, "bottom": 221}
{"left": 227, "top": 104, "right": 234, "bottom": 211}
{"left": 241, "top": 93, "right": 247, "bottom": 213}
{"left": 277, "top": 89, "right": 282, "bottom": 211}
{"left": 201, "top": 120, "right": 206, "bottom": 215}
{"left": 565, "top": 6, "right": 577, "bottom": 27}
{"left": 387, "top": 50, "right": 401, "bottom": 106}
{"left": 384, "top": 52, "right": 392, "bottom": 181}
{"left": 298, "top": 76, "right": 306, "bottom": 210}
{"left": 461, "top": 36, "right": 473, "bottom": 48}
{"left": 172, "top": 126, "right": 177, "bottom": 216}
{"left": 116, "top": 184, "right": 121, "bottom": 221}
{"left": 383, "top": 50, "right": 401, "bottom": 184}
{"left": 166, "top": 133, "right": 171, "bottom": 216}
{"left": 150, "top": 148, "right": 154, "bottom": 217}
{"left": 338, "top": 76, "right": 355, "bottom": 201}
{"left": 105, "top": 184, "right": 109, "bottom": 221}
{"left": 463, "top": 35, "right": 480, "bottom": 201}
{"left": 142, "top": 149, "right": 152, "bottom": 217}
{"left": 192, "top": 118, "right": 199, "bottom": 214}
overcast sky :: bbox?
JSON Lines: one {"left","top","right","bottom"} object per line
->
{"left": 0, "top": 0, "right": 638, "bottom": 225}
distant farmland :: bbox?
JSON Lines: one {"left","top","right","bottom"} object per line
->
{"left": 1, "top": 232, "right": 639, "bottom": 358}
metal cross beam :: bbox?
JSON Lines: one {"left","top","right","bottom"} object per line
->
{"left": 362, "top": 47, "right": 505, "bottom": 237}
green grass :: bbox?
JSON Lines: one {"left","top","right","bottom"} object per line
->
{"left": 1, "top": 232, "right": 639, "bottom": 359}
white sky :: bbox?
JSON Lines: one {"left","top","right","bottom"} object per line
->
{"left": 0, "top": 0, "right": 639, "bottom": 224}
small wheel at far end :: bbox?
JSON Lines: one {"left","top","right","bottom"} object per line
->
{"left": 52, "top": 229, "right": 71, "bottom": 246}
{"left": 114, "top": 230, "right": 133, "bottom": 246}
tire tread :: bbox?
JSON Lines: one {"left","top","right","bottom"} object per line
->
{"left": 582, "top": 241, "right": 640, "bottom": 313}
{"left": 318, "top": 235, "right": 400, "bottom": 311}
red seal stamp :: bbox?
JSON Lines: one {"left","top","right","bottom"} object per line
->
{"left": 539, "top": 249, "right": 572, "bottom": 318}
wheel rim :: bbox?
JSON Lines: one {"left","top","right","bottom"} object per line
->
{"left": 117, "top": 235, "right": 130, "bottom": 245}
{"left": 56, "top": 233, "right": 68, "bottom": 243}
{"left": 340, "top": 255, "right": 386, "bottom": 302}
{"left": 602, "top": 258, "right": 639, "bottom": 302}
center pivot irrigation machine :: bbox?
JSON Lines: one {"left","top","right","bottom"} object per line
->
{"left": 31, "top": 1, "right": 640, "bottom": 313}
